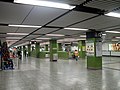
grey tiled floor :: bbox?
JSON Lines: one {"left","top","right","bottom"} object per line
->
{"left": 0, "top": 57, "right": 120, "bottom": 90}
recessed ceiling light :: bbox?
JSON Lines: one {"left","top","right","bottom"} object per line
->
{"left": 36, "top": 38, "right": 51, "bottom": 40}
{"left": 102, "top": 34, "right": 106, "bottom": 35}
{"left": 116, "top": 37, "right": 120, "bottom": 39}
{"left": 105, "top": 12, "right": 120, "bottom": 18}
{"left": 9, "top": 24, "right": 42, "bottom": 28}
{"left": 46, "top": 34, "right": 65, "bottom": 37}
{"left": 64, "top": 28, "right": 88, "bottom": 31}
{"left": 105, "top": 31, "right": 120, "bottom": 33}
{"left": 6, "top": 37, "right": 22, "bottom": 39}
{"left": 35, "top": 40, "right": 42, "bottom": 42}
{"left": 7, "top": 33, "right": 28, "bottom": 35}
{"left": 80, "top": 35, "right": 86, "bottom": 37}
{"left": 14, "top": 0, "right": 75, "bottom": 10}
{"left": 112, "top": 39, "right": 119, "bottom": 41}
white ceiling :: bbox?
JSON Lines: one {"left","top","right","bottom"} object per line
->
{"left": 85, "top": 0, "right": 120, "bottom": 11}
{"left": 48, "top": 11, "right": 96, "bottom": 27}
{"left": 0, "top": 26, "right": 17, "bottom": 33}
{"left": 0, "top": 2, "right": 33, "bottom": 24}
{"left": 22, "top": 6, "right": 68, "bottom": 25}
{"left": 70, "top": 15, "right": 120, "bottom": 30}
{"left": 0, "top": 0, "right": 119, "bottom": 46}
{"left": 33, "top": 28, "right": 59, "bottom": 34}
{"left": 52, "top": 29, "right": 85, "bottom": 35}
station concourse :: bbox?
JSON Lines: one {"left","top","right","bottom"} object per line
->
{"left": 0, "top": 0, "right": 120, "bottom": 90}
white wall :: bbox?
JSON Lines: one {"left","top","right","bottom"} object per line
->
{"left": 102, "top": 43, "right": 109, "bottom": 51}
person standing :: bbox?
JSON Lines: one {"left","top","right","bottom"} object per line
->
{"left": 74, "top": 50, "right": 79, "bottom": 61}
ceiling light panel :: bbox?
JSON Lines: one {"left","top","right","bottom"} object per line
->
{"left": 105, "top": 31, "right": 120, "bottom": 33}
{"left": 6, "top": 37, "right": 23, "bottom": 39}
{"left": 116, "top": 37, "right": 120, "bottom": 39}
{"left": 7, "top": 33, "right": 28, "bottom": 35}
{"left": 64, "top": 28, "right": 88, "bottom": 31}
{"left": 14, "top": 0, "right": 75, "bottom": 10}
{"left": 9, "top": 24, "right": 42, "bottom": 28}
{"left": 105, "top": 12, "right": 120, "bottom": 18}
{"left": 80, "top": 35, "right": 86, "bottom": 37}
{"left": 46, "top": 34, "right": 65, "bottom": 37}
{"left": 36, "top": 38, "right": 51, "bottom": 40}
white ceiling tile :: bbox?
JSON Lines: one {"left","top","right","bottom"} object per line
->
{"left": 33, "top": 28, "right": 58, "bottom": 34}
{"left": 0, "top": 2, "right": 33, "bottom": 24}
{"left": 25, "top": 35, "right": 41, "bottom": 40}
{"left": 23, "top": 6, "right": 68, "bottom": 25}
{"left": 70, "top": 15, "right": 120, "bottom": 30}
{"left": 85, "top": 0, "right": 120, "bottom": 11}
{"left": 16, "top": 28, "right": 37, "bottom": 33}
{"left": 0, "top": 26, "right": 17, "bottom": 33}
{"left": 41, "top": 35, "right": 63, "bottom": 39}
{"left": 49, "top": 11, "right": 96, "bottom": 27}
{"left": 52, "top": 29, "right": 85, "bottom": 35}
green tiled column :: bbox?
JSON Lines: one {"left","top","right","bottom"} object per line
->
{"left": 58, "top": 43, "right": 62, "bottom": 51}
{"left": 28, "top": 44, "right": 31, "bottom": 56}
{"left": 35, "top": 42, "right": 40, "bottom": 58}
{"left": 86, "top": 31, "right": 102, "bottom": 70}
{"left": 45, "top": 44, "right": 48, "bottom": 51}
{"left": 19, "top": 46, "right": 22, "bottom": 51}
{"left": 78, "top": 40, "right": 86, "bottom": 59}
{"left": 23, "top": 46, "right": 26, "bottom": 56}
{"left": 50, "top": 39, "right": 58, "bottom": 61}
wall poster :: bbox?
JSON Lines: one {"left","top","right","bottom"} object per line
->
{"left": 86, "top": 42, "right": 95, "bottom": 56}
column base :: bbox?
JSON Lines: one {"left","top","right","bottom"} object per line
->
{"left": 87, "top": 67, "right": 102, "bottom": 70}
{"left": 50, "top": 60, "right": 57, "bottom": 62}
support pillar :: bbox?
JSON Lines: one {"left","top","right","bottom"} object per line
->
{"left": 58, "top": 43, "right": 62, "bottom": 51}
{"left": 78, "top": 40, "right": 86, "bottom": 59}
{"left": 23, "top": 46, "right": 26, "bottom": 57}
{"left": 45, "top": 44, "right": 48, "bottom": 51}
{"left": 86, "top": 31, "right": 102, "bottom": 69}
{"left": 35, "top": 42, "right": 40, "bottom": 58}
{"left": 28, "top": 44, "right": 31, "bottom": 56}
{"left": 19, "top": 46, "right": 22, "bottom": 51}
{"left": 50, "top": 39, "right": 58, "bottom": 61}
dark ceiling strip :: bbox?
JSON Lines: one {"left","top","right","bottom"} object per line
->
{"left": 73, "top": 5, "right": 105, "bottom": 15}
{"left": 44, "top": 26, "right": 63, "bottom": 29}
{"left": 80, "top": 0, "right": 93, "bottom": 6}
{"left": 0, "top": 23, "right": 8, "bottom": 26}
{"left": 0, "top": 0, "right": 14, "bottom": 3}
{"left": 0, "top": 33, "right": 6, "bottom": 34}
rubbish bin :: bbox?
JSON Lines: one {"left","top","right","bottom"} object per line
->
{"left": 45, "top": 54, "right": 49, "bottom": 58}
{"left": 53, "top": 53, "right": 58, "bottom": 61}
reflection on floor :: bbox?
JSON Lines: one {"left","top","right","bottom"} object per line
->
{"left": 0, "top": 57, "right": 120, "bottom": 90}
